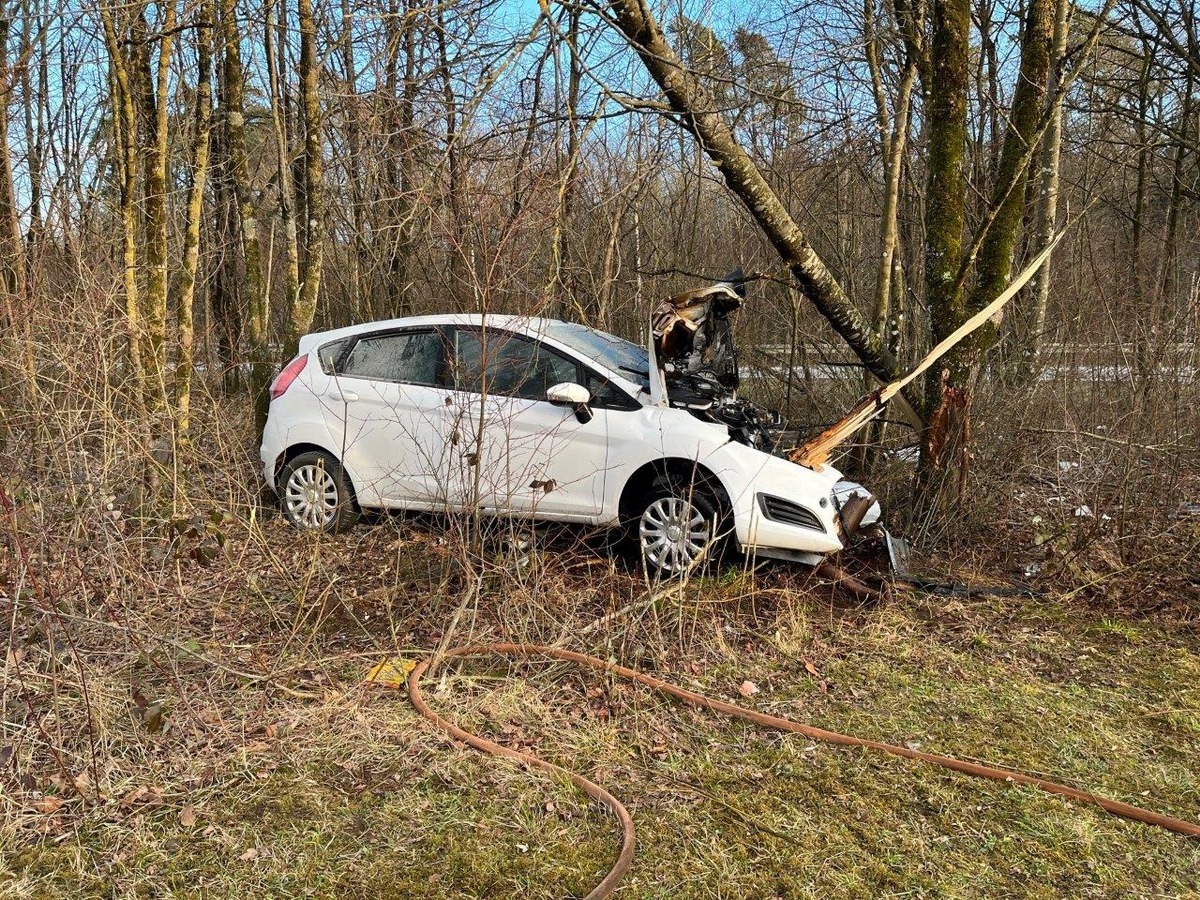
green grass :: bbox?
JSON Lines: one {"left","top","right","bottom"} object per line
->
{"left": 4, "top": 563, "right": 1200, "bottom": 899}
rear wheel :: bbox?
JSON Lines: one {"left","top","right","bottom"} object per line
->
{"left": 278, "top": 450, "right": 359, "bottom": 533}
{"left": 636, "top": 475, "right": 727, "bottom": 578}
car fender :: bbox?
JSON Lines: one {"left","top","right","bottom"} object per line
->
{"left": 263, "top": 416, "right": 376, "bottom": 507}
{"left": 604, "top": 407, "right": 846, "bottom": 555}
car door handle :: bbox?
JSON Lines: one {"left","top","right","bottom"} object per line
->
{"left": 330, "top": 389, "right": 359, "bottom": 402}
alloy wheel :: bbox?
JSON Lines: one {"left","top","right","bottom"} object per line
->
{"left": 284, "top": 463, "right": 340, "bottom": 529}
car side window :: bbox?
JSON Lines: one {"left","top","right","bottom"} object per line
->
{"left": 454, "top": 329, "right": 578, "bottom": 400}
{"left": 583, "top": 369, "right": 639, "bottom": 411}
{"left": 341, "top": 330, "right": 445, "bottom": 386}
{"left": 318, "top": 338, "right": 350, "bottom": 374}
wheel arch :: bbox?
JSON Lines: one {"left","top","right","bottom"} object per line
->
{"left": 276, "top": 442, "right": 361, "bottom": 505}
{"left": 616, "top": 457, "right": 732, "bottom": 525}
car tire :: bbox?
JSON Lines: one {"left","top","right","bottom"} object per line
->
{"left": 636, "top": 474, "right": 729, "bottom": 578}
{"left": 277, "top": 450, "right": 360, "bottom": 533}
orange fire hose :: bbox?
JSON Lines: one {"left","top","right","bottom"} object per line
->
{"left": 407, "top": 643, "right": 1200, "bottom": 899}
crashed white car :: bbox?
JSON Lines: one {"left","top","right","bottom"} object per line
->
{"left": 261, "top": 286, "right": 879, "bottom": 575}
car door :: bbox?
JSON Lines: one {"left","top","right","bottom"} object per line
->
{"left": 447, "top": 325, "right": 612, "bottom": 520}
{"left": 334, "top": 327, "right": 457, "bottom": 508}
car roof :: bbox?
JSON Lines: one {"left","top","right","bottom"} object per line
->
{"left": 299, "top": 314, "right": 572, "bottom": 353}
{"left": 297, "top": 313, "right": 649, "bottom": 398}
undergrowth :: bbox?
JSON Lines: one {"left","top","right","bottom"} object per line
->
{"left": 3, "top": 362, "right": 1199, "bottom": 898}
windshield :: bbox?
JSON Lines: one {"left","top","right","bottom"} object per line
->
{"left": 542, "top": 322, "right": 650, "bottom": 390}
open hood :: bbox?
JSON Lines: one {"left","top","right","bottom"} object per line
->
{"left": 649, "top": 271, "right": 745, "bottom": 400}
{"left": 647, "top": 271, "right": 778, "bottom": 451}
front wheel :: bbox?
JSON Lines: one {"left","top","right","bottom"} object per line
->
{"left": 278, "top": 450, "right": 359, "bottom": 533}
{"left": 636, "top": 476, "right": 727, "bottom": 578}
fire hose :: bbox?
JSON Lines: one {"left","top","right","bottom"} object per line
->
{"left": 407, "top": 643, "right": 1200, "bottom": 900}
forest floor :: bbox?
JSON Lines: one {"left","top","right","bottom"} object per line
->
{"left": 3, "top": 497, "right": 1200, "bottom": 899}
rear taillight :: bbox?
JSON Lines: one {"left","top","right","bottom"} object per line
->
{"left": 270, "top": 355, "right": 308, "bottom": 400}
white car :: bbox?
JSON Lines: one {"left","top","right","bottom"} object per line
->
{"left": 260, "top": 311, "right": 878, "bottom": 576}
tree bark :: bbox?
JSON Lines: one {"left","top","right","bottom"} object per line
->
{"left": 1024, "top": 0, "right": 1071, "bottom": 368}
{"left": 98, "top": 0, "right": 147, "bottom": 413}
{"left": 175, "top": 0, "right": 214, "bottom": 449}
{"left": 288, "top": 0, "right": 324, "bottom": 355}
{"left": 0, "top": 5, "right": 24, "bottom": 308}
{"left": 0, "top": 2, "right": 31, "bottom": 413}
{"left": 219, "top": 0, "right": 269, "bottom": 427}
{"left": 915, "top": 0, "right": 970, "bottom": 502}
{"left": 142, "top": 1, "right": 177, "bottom": 420}
{"left": 966, "top": 0, "right": 1053, "bottom": 347}
{"left": 437, "top": 5, "right": 465, "bottom": 282}
{"left": 266, "top": 0, "right": 301, "bottom": 345}
{"left": 342, "top": 0, "right": 368, "bottom": 317}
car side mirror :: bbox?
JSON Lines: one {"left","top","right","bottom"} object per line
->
{"left": 546, "top": 382, "right": 593, "bottom": 424}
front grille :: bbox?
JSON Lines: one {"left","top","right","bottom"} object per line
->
{"left": 756, "top": 493, "right": 825, "bottom": 532}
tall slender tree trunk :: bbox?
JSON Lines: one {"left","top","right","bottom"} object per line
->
{"left": 208, "top": 113, "right": 244, "bottom": 393}
{"left": 0, "top": 2, "right": 31, "bottom": 412}
{"left": 1025, "top": 0, "right": 1072, "bottom": 368}
{"left": 967, "top": 0, "right": 1053, "bottom": 345}
{"left": 342, "top": 0, "right": 368, "bottom": 318}
{"left": 142, "top": 1, "right": 177, "bottom": 420}
{"left": 219, "top": 0, "right": 269, "bottom": 427}
{"left": 99, "top": 1, "right": 147, "bottom": 413}
{"left": 549, "top": 6, "right": 584, "bottom": 320}
{"left": 266, "top": 0, "right": 301, "bottom": 343}
{"left": 0, "top": 6, "right": 24, "bottom": 307}
{"left": 1130, "top": 50, "right": 1151, "bottom": 398}
{"left": 175, "top": 0, "right": 214, "bottom": 451}
{"left": 383, "top": 0, "right": 417, "bottom": 318}
{"left": 861, "top": 0, "right": 917, "bottom": 470}
{"left": 287, "top": 0, "right": 324, "bottom": 355}
{"left": 437, "top": 6, "right": 465, "bottom": 282}
{"left": 19, "top": 0, "right": 44, "bottom": 263}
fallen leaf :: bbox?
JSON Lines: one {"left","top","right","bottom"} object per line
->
{"left": 120, "top": 786, "right": 163, "bottom": 810}
{"left": 238, "top": 848, "right": 259, "bottom": 862}
{"left": 804, "top": 661, "right": 822, "bottom": 678}
{"left": 364, "top": 657, "right": 417, "bottom": 689}
{"left": 738, "top": 680, "right": 759, "bottom": 698}
{"left": 179, "top": 804, "right": 197, "bottom": 828}
{"left": 32, "top": 796, "right": 64, "bottom": 815}
{"left": 71, "top": 773, "right": 92, "bottom": 797}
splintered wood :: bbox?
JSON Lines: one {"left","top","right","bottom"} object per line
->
{"left": 789, "top": 231, "right": 1065, "bottom": 470}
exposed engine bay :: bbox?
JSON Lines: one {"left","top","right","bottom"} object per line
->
{"left": 650, "top": 270, "right": 779, "bottom": 452}
{"left": 650, "top": 270, "right": 906, "bottom": 588}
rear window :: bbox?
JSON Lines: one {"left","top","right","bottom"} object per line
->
{"left": 341, "top": 331, "right": 446, "bottom": 385}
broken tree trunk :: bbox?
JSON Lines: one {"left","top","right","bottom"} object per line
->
{"left": 790, "top": 235, "right": 1065, "bottom": 471}
{"left": 604, "top": 0, "right": 913, "bottom": 409}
